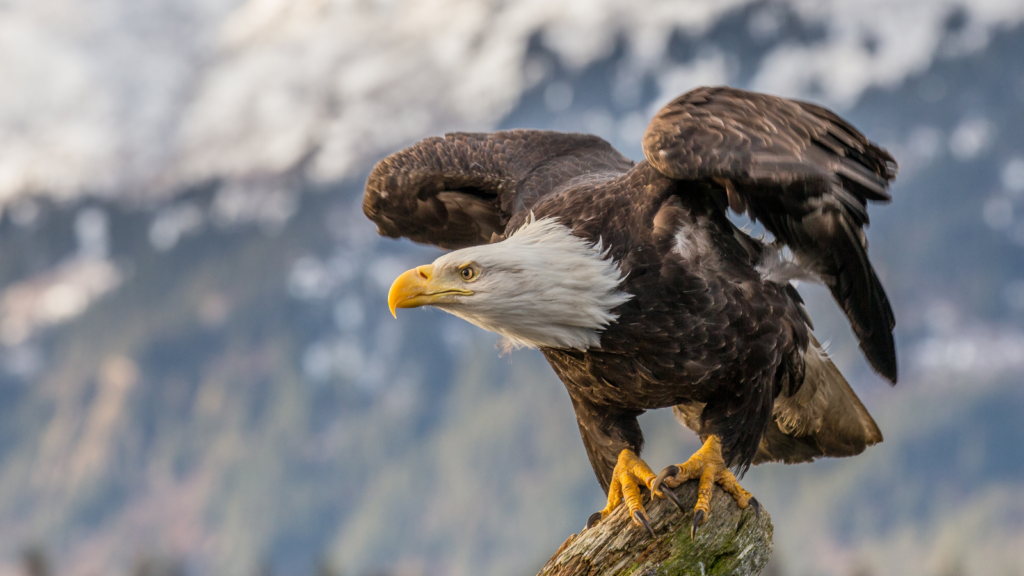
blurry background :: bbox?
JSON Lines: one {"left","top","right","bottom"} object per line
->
{"left": 1, "top": 0, "right": 1023, "bottom": 575}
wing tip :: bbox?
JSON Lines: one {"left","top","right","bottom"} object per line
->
{"left": 860, "top": 323, "right": 897, "bottom": 385}
{"left": 872, "top": 351, "right": 898, "bottom": 385}
{"left": 824, "top": 221, "right": 898, "bottom": 386}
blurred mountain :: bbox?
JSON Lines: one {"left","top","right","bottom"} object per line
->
{"left": 1, "top": 2, "right": 1024, "bottom": 576}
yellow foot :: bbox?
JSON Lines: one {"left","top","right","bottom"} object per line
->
{"left": 585, "top": 449, "right": 658, "bottom": 537}
{"left": 651, "top": 435, "right": 760, "bottom": 539}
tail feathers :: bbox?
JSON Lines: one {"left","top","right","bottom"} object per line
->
{"left": 671, "top": 337, "right": 883, "bottom": 467}
{"left": 753, "top": 336, "right": 883, "bottom": 465}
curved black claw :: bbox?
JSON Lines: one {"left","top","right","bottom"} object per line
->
{"left": 660, "top": 484, "right": 686, "bottom": 512}
{"left": 651, "top": 465, "right": 680, "bottom": 496}
{"left": 585, "top": 511, "right": 603, "bottom": 530}
{"left": 690, "top": 509, "right": 705, "bottom": 540}
{"left": 632, "top": 510, "right": 655, "bottom": 538}
{"left": 749, "top": 497, "right": 761, "bottom": 519}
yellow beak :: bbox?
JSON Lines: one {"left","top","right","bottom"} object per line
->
{"left": 388, "top": 264, "right": 473, "bottom": 317}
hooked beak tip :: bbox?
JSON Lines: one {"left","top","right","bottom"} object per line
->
{"left": 388, "top": 265, "right": 434, "bottom": 316}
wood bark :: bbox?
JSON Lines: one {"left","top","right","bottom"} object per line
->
{"left": 537, "top": 481, "right": 772, "bottom": 576}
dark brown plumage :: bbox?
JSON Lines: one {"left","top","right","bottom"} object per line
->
{"left": 363, "top": 86, "right": 894, "bottom": 492}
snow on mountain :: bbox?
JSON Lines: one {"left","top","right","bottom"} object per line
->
{"left": 3, "top": 0, "right": 1024, "bottom": 205}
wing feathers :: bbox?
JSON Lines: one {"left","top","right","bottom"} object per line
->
{"left": 820, "top": 216, "right": 897, "bottom": 381}
{"left": 643, "top": 86, "right": 898, "bottom": 382}
{"left": 363, "top": 130, "right": 633, "bottom": 249}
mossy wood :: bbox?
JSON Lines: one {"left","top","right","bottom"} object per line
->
{"left": 538, "top": 481, "right": 772, "bottom": 576}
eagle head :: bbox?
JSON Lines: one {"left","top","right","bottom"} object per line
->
{"left": 388, "top": 217, "right": 632, "bottom": 351}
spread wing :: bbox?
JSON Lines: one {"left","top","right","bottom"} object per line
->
{"left": 643, "top": 86, "right": 898, "bottom": 383}
{"left": 363, "top": 130, "right": 634, "bottom": 250}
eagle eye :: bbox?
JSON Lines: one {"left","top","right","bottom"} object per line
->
{"left": 459, "top": 266, "right": 477, "bottom": 281}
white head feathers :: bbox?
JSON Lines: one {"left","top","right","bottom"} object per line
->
{"left": 430, "top": 216, "right": 632, "bottom": 351}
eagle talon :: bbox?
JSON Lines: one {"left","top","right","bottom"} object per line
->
{"left": 660, "top": 484, "right": 685, "bottom": 512}
{"left": 691, "top": 509, "right": 705, "bottom": 540}
{"left": 749, "top": 497, "right": 761, "bottom": 519}
{"left": 652, "top": 465, "right": 680, "bottom": 496}
{"left": 596, "top": 449, "right": 658, "bottom": 536}
{"left": 585, "top": 511, "right": 603, "bottom": 530}
{"left": 632, "top": 510, "right": 655, "bottom": 538}
{"left": 662, "top": 435, "right": 758, "bottom": 532}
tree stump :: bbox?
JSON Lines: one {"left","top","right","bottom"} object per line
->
{"left": 538, "top": 481, "right": 772, "bottom": 575}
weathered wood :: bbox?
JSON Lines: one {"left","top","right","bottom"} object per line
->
{"left": 538, "top": 481, "right": 772, "bottom": 576}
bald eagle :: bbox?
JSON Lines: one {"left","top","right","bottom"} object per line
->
{"left": 363, "top": 86, "right": 895, "bottom": 536}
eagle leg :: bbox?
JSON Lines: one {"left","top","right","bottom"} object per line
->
{"left": 589, "top": 448, "right": 658, "bottom": 536}
{"left": 650, "top": 435, "right": 757, "bottom": 539}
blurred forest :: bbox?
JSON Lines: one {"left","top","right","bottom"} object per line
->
{"left": 1, "top": 1, "right": 1024, "bottom": 575}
